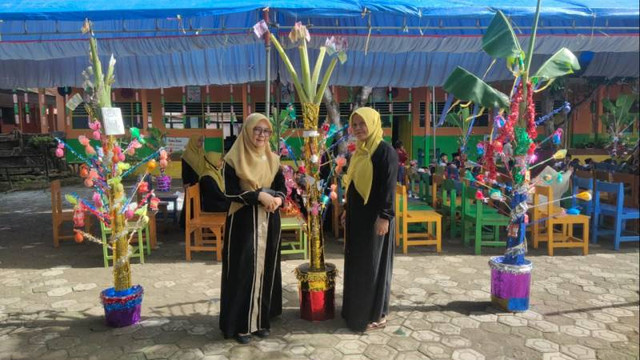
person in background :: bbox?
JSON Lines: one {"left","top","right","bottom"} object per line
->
{"left": 199, "top": 152, "right": 229, "bottom": 213}
{"left": 584, "top": 158, "right": 594, "bottom": 170}
{"left": 407, "top": 160, "right": 421, "bottom": 198}
{"left": 438, "top": 153, "right": 449, "bottom": 167}
{"left": 394, "top": 141, "right": 408, "bottom": 185}
{"left": 180, "top": 135, "right": 205, "bottom": 228}
{"left": 219, "top": 113, "right": 286, "bottom": 344}
{"left": 341, "top": 107, "right": 398, "bottom": 332}
{"left": 555, "top": 153, "right": 573, "bottom": 171}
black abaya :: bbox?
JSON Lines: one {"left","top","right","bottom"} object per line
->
{"left": 342, "top": 141, "right": 398, "bottom": 332}
{"left": 180, "top": 159, "right": 200, "bottom": 228}
{"left": 199, "top": 175, "right": 229, "bottom": 213}
{"left": 219, "top": 164, "right": 286, "bottom": 337}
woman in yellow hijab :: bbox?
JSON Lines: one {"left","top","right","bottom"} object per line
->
{"left": 341, "top": 107, "right": 399, "bottom": 332}
{"left": 182, "top": 135, "right": 205, "bottom": 181}
{"left": 180, "top": 135, "right": 205, "bottom": 228}
{"left": 199, "top": 152, "right": 229, "bottom": 213}
{"left": 219, "top": 113, "right": 286, "bottom": 344}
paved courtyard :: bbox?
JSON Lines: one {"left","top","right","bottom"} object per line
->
{"left": 0, "top": 185, "right": 638, "bottom": 360}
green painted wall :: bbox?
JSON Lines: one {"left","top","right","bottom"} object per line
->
{"left": 205, "top": 137, "right": 223, "bottom": 152}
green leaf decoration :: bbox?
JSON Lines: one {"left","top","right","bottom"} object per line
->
{"left": 443, "top": 67, "right": 510, "bottom": 110}
{"left": 65, "top": 194, "right": 78, "bottom": 205}
{"left": 615, "top": 93, "right": 636, "bottom": 114}
{"left": 532, "top": 48, "right": 580, "bottom": 82}
{"left": 482, "top": 11, "right": 523, "bottom": 59}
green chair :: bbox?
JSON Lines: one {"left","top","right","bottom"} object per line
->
{"left": 417, "top": 173, "right": 432, "bottom": 204}
{"left": 440, "top": 180, "right": 461, "bottom": 238}
{"left": 461, "top": 187, "right": 509, "bottom": 255}
{"left": 281, "top": 216, "right": 308, "bottom": 259}
{"left": 100, "top": 221, "right": 149, "bottom": 268}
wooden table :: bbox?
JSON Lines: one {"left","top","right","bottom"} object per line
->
{"left": 155, "top": 191, "right": 179, "bottom": 224}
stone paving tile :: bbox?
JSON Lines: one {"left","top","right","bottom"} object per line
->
{"left": 0, "top": 185, "right": 638, "bottom": 360}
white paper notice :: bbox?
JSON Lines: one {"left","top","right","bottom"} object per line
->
{"left": 166, "top": 137, "right": 189, "bottom": 153}
{"left": 102, "top": 107, "right": 125, "bottom": 135}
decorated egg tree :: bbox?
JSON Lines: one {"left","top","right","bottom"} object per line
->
{"left": 54, "top": 21, "right": 168, "bottom": 327}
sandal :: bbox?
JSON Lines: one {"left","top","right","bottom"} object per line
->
{"left": 365, "top": 318, "right": 387, "bottom": 331}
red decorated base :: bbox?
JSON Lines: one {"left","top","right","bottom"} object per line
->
{"left": 299, "top": 287, "right": 335, "bottom": 321}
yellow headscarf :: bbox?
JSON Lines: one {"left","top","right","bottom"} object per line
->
{"left": 344, "top": 107, "right": 383, "bottom": 205}
{"left": 202, "top": 152, "right": 225, "bottom": 192}
{"left": 181, "top": 135, "right": 205, "bottom": 177}
{"left": 224, "top": 113, "right": 280, "bottom": 191}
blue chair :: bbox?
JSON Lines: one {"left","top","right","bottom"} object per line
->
{"left": 571, "top": 175, "right": 594, "bottom": 216}
{"left": 592, "top": 180, "right": 640, "bottom": 250}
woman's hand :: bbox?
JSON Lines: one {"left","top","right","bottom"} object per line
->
{"left": 265, "top": 197, "right": 283, "bottom": 213}
{"left": 258, "top": 192, "right": 275, "bottom": 208}
{"left": 340, "top": 211, "right": 346, "bottom": 227}
{"left": 375, "top": 217, "right": 389, "bottom": 236}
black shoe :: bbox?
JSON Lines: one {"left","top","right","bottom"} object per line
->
{"left": 234, "top": 334, "right": 252, "bottom": 344}
{"left": 253, "top": 329, "right": 270, "bottom": 338}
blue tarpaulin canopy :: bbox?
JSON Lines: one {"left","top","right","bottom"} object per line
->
{"left": 0, "top": 1, "right": 637, "bottom": 88}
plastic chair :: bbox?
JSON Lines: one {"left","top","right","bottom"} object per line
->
{"left": 592, "top": 180, "right": 640, "bottom": 250}
{"left": 532, "top": 185, "right": 589, "bottom": 256}
{"left": 417, "top": 172, "right": 431, "bottom": 203}
{"left": 280, "top": 216, "right": 308, "bottom": 259}
{"left": 185, "top": 184, "right": 226, "bottom": 261}
{"left": 440, "top": 180, "right": 461, "bottom": 238}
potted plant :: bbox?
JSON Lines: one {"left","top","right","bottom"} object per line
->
{"left": 54, "top": 21, "right": 167, "bottom": 327}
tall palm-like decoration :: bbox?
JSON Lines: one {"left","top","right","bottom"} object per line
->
{"left": 442, "top": 1, "right": 581, "bottom": 311}
{"left": 254, "top": 20, "right": 347, "bottom": 320}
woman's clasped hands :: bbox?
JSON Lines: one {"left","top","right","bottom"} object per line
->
{"left": 258, "top": 191, "right": 282, "bottom": 213}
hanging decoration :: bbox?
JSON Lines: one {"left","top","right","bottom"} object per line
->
{"left": 442, "top": 1, "right": 580, "bottom": 312}
{"left": 205, "top": 85, "right": 211, "bottom": 126}
{"left": 134, "top": 91, "right": 141, "bottom": 128}
{"left": 160, "top": 88, "right": 166, "bottom": 125}
{"left": 181, "top": 86, "right": 187, "bottom": 128}
{"left": 230, "top": 84, "right": 236, "bottom": 130}
{"left": 12, "top": 89, "right": 19, "bottom": 125}
{"left": 24, "top": 92, "right": 30, "bottom": 124}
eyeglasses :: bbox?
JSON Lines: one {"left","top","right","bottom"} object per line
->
{"left": 253, "top": 127, "right": 273, "bottom": 136}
